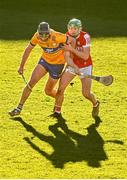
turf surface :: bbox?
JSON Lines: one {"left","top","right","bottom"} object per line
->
{"left": 0, "top": 0, "right": 127, "bottom": 178}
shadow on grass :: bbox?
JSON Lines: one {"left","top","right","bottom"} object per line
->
{"left": 11, "top": 116, "right": 123, "bottom": 169}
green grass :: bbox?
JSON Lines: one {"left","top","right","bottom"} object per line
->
{"left": 0, "top": 38, "right": 127, "bottom": 178}
{"left": 0, "top": 0, "right": 127, "bottom": 178}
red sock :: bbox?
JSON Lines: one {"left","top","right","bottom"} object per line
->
{"left": 54, "top": 105, "right": 61, "bottom": 114}
{"left": 93, "top": 101, "right": 99, "bottom": 107}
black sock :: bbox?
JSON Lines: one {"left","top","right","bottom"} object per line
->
{"left": 17, "top": 104, "right": 23, "bottom": 110}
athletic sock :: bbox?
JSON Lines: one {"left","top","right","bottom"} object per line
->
{"left": 54, "top": 105, "right": 61, "bottom": 114}
{"left": 17, "top": 103, "right": 23, "bottom": 110}
{"left": 93, "top": 101, "right": 99, "bottom": 107}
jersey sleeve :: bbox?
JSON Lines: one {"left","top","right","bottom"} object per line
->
{"left": 82, "top": 33, "right": 91, "bottom": 48}
{"left": 56, "top": 32, "right": 67, "bottom": 44}
{"left": 30, "top": 32, "right": 38, "bottom": 46}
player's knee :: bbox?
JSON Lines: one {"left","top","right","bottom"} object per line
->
{"left": 44, "top": 88, "right": 52, "bottom": 96}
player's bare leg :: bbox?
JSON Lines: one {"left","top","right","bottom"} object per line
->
{"left": 81, "top": 77, "right": 100, "bottom": 117}
{"left": 54, "top": 71, "right": 75, "bottom": 115}
{"left": 44, "top": 76, "right": 58, "bottom": 98}
{"left": 9, "top": 64, "right": 47, "bottom": 116}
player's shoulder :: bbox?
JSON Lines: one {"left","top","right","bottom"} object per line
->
{"left": 80, "top": 31, "right": 91, "bottom": 44}
{"left": 80, "top": 31, "right": 90, "bottom": 38}
{"left": 50, "top": 28, "right": 55, "bottom": 33}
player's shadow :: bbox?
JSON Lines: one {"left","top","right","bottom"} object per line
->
{"left": 11, "top": 116, "right": 123, "bottom": 169}
{"left": 54, "top": 116, "right": 107, "bottom": 168}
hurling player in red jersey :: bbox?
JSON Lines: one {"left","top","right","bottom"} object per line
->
{"left": 54, "top": 18, "right": 100, "bottom": 118}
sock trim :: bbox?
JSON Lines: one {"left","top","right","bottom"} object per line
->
{"left": 93, "top": 101, "right": 99, "bottom": 107}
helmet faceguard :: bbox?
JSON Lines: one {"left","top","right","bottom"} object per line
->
{"left": 37, "top": 22, "right": 50, "bottom": 38}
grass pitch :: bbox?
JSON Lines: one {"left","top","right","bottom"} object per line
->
{"left": 0, "top": 38, "right": 127, "bottom": 178}
{"left": 0, "top": 0, "right": 127, "bottom": 178}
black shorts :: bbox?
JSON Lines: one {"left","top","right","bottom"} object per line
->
{"left": 38, "top": 58, "right": 64, "bottom": 79}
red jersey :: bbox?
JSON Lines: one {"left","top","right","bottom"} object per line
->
{"left": 67, "top": 31, "right": 92, "bottom": 68}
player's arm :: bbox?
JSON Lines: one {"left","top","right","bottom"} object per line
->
{"left": 18, "top": 43, "right": 35, "bottom": 75}
{"left": 64, "top": 33, "right": 91, "bottom": 60}
{"left": 58, "top": 33, "right": 75, "bottom": 48}
{"left": 66, "top": 35, "right": 76, "bottom": 47}
{"left": 64, "top": 51, "right": 74, "bottom": 66}
{"left": 64, "top": 51, "right": 80, "bottom": 74}
{"left": 64, "top": 44, "right": 90, "bottom": 60}
{"left": 64, "top": 36, "right": 80, "bottom": 73}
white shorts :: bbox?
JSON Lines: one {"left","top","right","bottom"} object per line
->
{"left": 65, "top": 65, "right": 92, "bottom": 79}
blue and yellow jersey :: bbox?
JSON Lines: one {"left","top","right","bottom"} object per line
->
{"left": 30, "top": 29, "right": 68, "bottom": 64}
